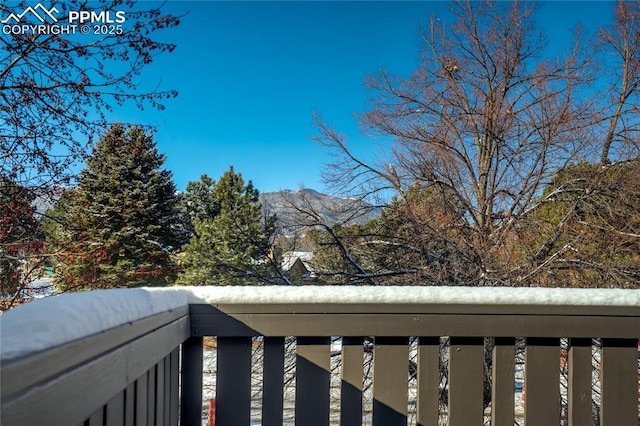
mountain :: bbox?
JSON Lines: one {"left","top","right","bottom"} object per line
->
{"left": 31, "top": 186, "right": 381, "bottom": 232}
{"left": 30, "top": 185, "right": 69, "bottom": 217}
{"left": 33, "top": 193, "right": 58, "bottom": 216}
{"left": 260, "top": 189, "right": 380, "bottom": 235}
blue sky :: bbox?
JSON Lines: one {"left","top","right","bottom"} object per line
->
{"left": 114, "top": 1, "right": 615, "bottom": 194}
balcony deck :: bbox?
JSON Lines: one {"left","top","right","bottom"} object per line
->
{"left": 1, "top": 286, "right": 639, "bottom": 425}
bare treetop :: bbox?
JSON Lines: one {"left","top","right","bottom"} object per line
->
{"left": 313, "top": 1, "right": 640, "bottom": 287}
{"left": 0, "top": 0, "right": 180, "bottom": 189}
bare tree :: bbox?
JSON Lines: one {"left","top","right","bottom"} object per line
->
{"left": 311, "top": 0, "right": 639, "bottom": 287}
{"left": 597, "top": 0, "right": 640, "bottom": 164}
{"left": 1, "top": 0, "right": 180, "bottom": 190}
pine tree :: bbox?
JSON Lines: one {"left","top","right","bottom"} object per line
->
{"left": 178, "top": 168, "right": 276, "bottom": 285}
{"left": 178, "top": 174, "right": 220, "bottom": 240}
{"left": 51, "top": 125, "right": 181, "bottom": 290}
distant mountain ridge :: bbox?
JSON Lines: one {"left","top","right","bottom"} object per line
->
{"left": 32, "top": 187, "right": 381, "bottom": 230}
{"left": 260, "top": 188, "right": 380, "bottom": 234}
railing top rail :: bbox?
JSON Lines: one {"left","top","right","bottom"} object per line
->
{"left": 184, "top": 285, "right": 640, "bottom": 307}
{"left": 2, "top": 285, "right": 639, "bottom": 361}
{"left": 1, "top": 287, "right": 188, "bottom": 361}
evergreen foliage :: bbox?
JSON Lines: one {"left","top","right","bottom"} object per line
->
{"left": 178, "top": 174, "right": 219, "bottom": 240}
{"left": 178, "top": 168, "right": 277, "bottom": 285}
{"left": 519, "top": 161, "right": 640, "bottom": 287}
{"left": 47, "top": 125, "right": 181, "bottom": 290}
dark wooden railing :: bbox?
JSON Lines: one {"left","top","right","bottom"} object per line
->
{"left": 1, "top": 286, "right": 638, "bottom": 425}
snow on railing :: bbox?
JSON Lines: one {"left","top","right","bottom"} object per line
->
{"left": 2, "top": 285, "right": 638, "bottom": 361}
{"left": 183, "top": 284, "right": 640, "bottom": 306}
{"left": 0, "top": 287, "right": 189, "bottom": 360}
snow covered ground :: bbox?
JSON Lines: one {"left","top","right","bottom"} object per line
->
{"left": 20, "top": 278, "right": 56, "bottom": 299}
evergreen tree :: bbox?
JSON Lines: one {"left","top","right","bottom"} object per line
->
{"left": 178, "top": 174, "right": 220, "bottom": 240}
{"left": 519, "top": 161, "right": 640, "bottom": 287}
{"left": 178, "top": 168, "right": 277, "bottom": 285}
{"left": 50, "top": 125, "right": 181, "bottom": 290}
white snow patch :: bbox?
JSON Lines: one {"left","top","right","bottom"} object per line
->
{"left": 0, "top": 287, "right": 189, "bottom": 361}
{"left": 184, "top": 285, "right": 640, "bottom": 307}
{"left": 281, "top": 251, "right": 314, "bottom": 271}
{"left": 2, "top": 285, "right": 638, "bottom": 361}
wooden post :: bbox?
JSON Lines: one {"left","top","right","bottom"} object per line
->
{"left": 416, "top": 336, "right": 440, "bottom": 426}
{"left": 448, "top": 337, "right": 484, "bottom": 426}
{"left": 341, "top": 337, "right": 364, "bottom": 426}
{"left": 295, "top": 337, "right": 331, "bottom": 426}
{"left": 180, "top": 337, "right": 203, "bottom": 426}
{"left": 262, "top": 337, "right": 285, "bottom": 426}
{"left": 567, "top": 338, "right": 591, "bottom": 426}
{"left": 524, "top": 338, "right": 560, "bottom": 426}
{"left": 372, "top": 337, "right": 409, "bottom": 426}
{"left": 216, "top": 337, "right": 252, "bottom": 425}
{"left": 600, "top": 338, "right": 638, "bottom": 425}
{"left": 491, "top": 337, "right": 515, "bottom": 426}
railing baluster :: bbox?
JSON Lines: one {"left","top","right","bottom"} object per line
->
{"left": 491, "top": 337, "right": 515, "bottom": 426}
{"left": 180, "top": 336, "right": 203, "bottom": 426}
{"left": 155, "top": 360, "right": 164, "bottom": 426}
{"left": 341, "top": 337, "right": 364, "bottom": 426}
{"left": 568, "top": 338, "right": 591, "bottom": 426}
{"left": 372, "top": 336, "right": 409, "bottom": 426}
{"left": 600, "top": 338, "right": 638, "bottom": 425}
{"left": 416, "top": 336, "right": 440, "bottom": 426}
{"left": 295, "top": 336, "right": 331, "bottom": 426}
{"left": 163, "top": 353, "right": 171, "bottom": 425}
{"left": 88, "top": 406, "right": 104, "bottom": 426}
{"left": 524, "top": 337, "right": 560, "bottom": 426}
{"left": 106, "top": 391, "right": 125, "bottom": 426}
{"left": 169, "top": 348, "right": 180, "bottom": 426}
{"left": 135, "top": 371, "right": 148, "bottom": 426}
{"left": 147, "top": 367, "right": 156, "bottom": 426}
{"left": 217, "top": 336, "right": 252, "bottom": 425}
{"left": 263, "top": 336, "right": 285, "bottom": 426}
{"left": 124, "top": 383, "right": 134, "bottom": 426}
{"left": 448, "top": 337, "right": 484, "bottom": 426}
